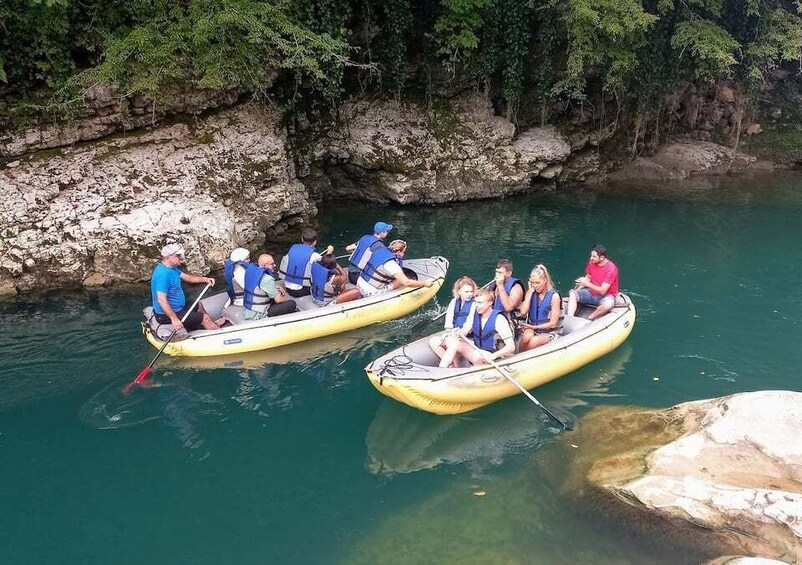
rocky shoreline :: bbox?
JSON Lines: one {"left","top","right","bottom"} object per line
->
{"left": 560, "top": 391, "right": 802, "bottom": 563}
{"left": 0, "top": 92, "right": 780, "bottom": 295}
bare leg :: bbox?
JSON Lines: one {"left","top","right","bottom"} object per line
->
{"left": 197, "top": 303, "right": 222, "bottom": 329}
{"left": 519, "top": 329, "right": 550, "bottom": 352}
{"left": 438, "top": 335, "right": 464, "bottom": 368}
{"left": 567, "top": 289, "right": 579, "bottom": 317}
{"left": 429, "top": 334, "right": 448, "bottom": 360}
{"left": 334, "top": 288, "right": 362, "bottom": 304}
{"left": 588, "top": 297, "right": 614, "bottom": 320}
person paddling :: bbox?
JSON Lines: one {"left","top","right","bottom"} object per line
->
{"left": 310, "top": 253, "right": 362, "bottom": 306}
{"left": 346, "top": 221, "right": 393, "bottom": 285}
{"left": 151, "top": 243, "right": 222, "bottom": 336}
{"left": 438, "top": 288, "right": 515, "bottom": 368}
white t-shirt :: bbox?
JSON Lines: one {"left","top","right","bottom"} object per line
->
{"left": 356, "top": 260, "right": 403, "bottom": 296}
{"left": 232, "top": 264, "right": 247, "bottom": 306}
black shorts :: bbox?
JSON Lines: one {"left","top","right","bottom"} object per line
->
{"left": 286, "top": 287, "right": 311, "bottom": 298}
{"left": 155, "top": 305, "right": 204, "bottom": 331}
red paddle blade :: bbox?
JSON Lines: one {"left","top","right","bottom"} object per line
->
{"left": 122, "top": 366, "right": 152, "bottom": 394}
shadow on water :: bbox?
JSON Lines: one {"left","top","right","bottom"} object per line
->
{"left": 365, "top": 345, "right": 632, "bottom": 476}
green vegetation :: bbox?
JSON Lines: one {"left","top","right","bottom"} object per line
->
{"left": 2, "top": 0, "right": 802, "bottom": 125}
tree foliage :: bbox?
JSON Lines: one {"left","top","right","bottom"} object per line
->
{"left": 2, "top": 0, "right": 802, "bottom": 120}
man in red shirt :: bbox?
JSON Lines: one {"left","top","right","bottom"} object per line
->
{"left": 567, "top": 244, "right": 620, "bottom": 320}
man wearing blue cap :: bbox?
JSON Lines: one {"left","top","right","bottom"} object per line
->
{"left": 345, "top": 221, "right": 394, "bottom": 285}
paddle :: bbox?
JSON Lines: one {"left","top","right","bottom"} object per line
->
{"left": 409, "top": 279, "right": 494, "bottom": 336}
{"left": 459, "top": 334, "right": 572, "bottom": 431}
{"left": 123, "top": 282, "right": 213, "bottom": 394}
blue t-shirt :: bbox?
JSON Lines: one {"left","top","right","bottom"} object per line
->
{"left": 151, "top": 263, "right": 185, "bottom": 314}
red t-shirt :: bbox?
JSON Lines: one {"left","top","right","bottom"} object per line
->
{"left": 586, "top": 259, "right": 619, "bottom": 296}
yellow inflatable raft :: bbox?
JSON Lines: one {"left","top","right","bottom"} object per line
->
{"left": 143, "top": 256, "right": 448, "bottom": 357}
{"left": 364, "top": 294, "right": 636, "bottom": 415}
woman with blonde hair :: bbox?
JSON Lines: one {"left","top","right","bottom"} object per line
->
{"left": 518, "top": 264, "right": 562, "bottom": 352}
{"left": 429, "top": 276, "right": 478, "bottom": 359}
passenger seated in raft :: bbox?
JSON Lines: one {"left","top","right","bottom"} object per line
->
{"left": 152, "top": 243, "right": 223, "bottom": 335}
{"left": 517, "top": 264, "right": 562, "bottom": 352}
{"left": 567, "top": 244, "right": 621, "bottom": 320}
{"left": 438, "top": 288, "right": 515, "bottom": 368}
{"left": 388, "top": 239, "right": 407, "bottom": 267}
{"left": 356, "top": 239, "right": 433, "bottom": 297}
{"left": 310, "top": 253, "right": 362, "bottom": 306}
{"left": 489, "top": 258, "right": 525, "bottom": 314}
{"left": 240, "top": 254, "right": 297, "bottom": 320}
{"left": 279, "top": 227, "right": 335, "bottom": 299}
{"left": 429, "top": 276, "right": 477, "bottom": 361}
{"left": 345, "top": 221, "right": 394, "bottom": 285}
{"left": 224, "top": 247, "right": 251, "bottom": 308}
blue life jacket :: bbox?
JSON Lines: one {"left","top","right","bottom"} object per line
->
{"left": 243, "top": 263, "right": 273, "bottom": 312}
{"left": 494, "top": 276, "right": 522, "bottom": 311}
{"left": 527, "top": 289, "right": 558, "bottom": 331}
{"left": 472, "top": 309, "right": 502, "bottom": 352}
{"left": 359, "top": 245, "right": 396, "bottom": 288}
{"left": 224, "top": 259, "right": 248, "bottom": 302}
{"left": 283, "top": 243, "right": 315, "bottom": 286}
{"left": 310, "top": 261, "right": 336, "bottom": 303}
{"left": 394, "top": 253, "right": 404, "bottom": 268}
{"left": 452, "top": 298, "right": 473, "bottom": 328}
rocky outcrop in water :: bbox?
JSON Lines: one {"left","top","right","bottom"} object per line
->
{"left": 608, "top": 141, "right": 775, "bottom": 182}
{"left": 566, "top": 390, "right": 802, "bottom": 562}
{"left": 0, "top": 105, "right": 312, "bottom": 294}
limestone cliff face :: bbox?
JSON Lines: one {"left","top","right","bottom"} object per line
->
{"left": 301, "top": 94, "right": 572, "bottom": 203}
{"left": 0, "top": 93, "right": 579, "bottom": 293}
{"left": 0, "top": 105, "right": 313, "bottom": 294}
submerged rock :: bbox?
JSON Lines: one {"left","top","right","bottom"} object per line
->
{"left": 566, "top": 391, "right": 802, "bottom": 562}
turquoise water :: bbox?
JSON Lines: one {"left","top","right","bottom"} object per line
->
{"left": 1, "top": 173, "right": 801, "bottom": 563}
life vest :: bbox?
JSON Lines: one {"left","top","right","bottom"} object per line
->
{"left": 394, "top": 253, "right": 403, "bottom": 268}
{"left": 494, "top": 276, "right": 522, "bottom": 311}
{"left": 359, "top": 245, "right": 397, "bottom": 289}
{"left": 452, "top": 298, "right": 473, "bottom": 328}
{"left": 243, "top": 263, "right": 274, "bottom": 313}
{"left": 310, "top": 261, "right": 336, "bottom": 303}
{"left": 527, "top": 289, "right": 558, "bottom": 331}
{"left": 282, "top": 243, "right": 315, "bottom": 287}
{"left": 472, "top": 309, "right": 501, "bottom": 352}
{"left": 224, "top": 259, "right": 248, "bottom": 302}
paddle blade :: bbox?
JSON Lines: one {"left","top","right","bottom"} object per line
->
{"left": 122, "top": 366, "right": 151, "bottom": 394}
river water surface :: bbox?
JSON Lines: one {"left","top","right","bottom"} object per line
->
{"left": 1, "top": 173, "right": 801, "bottom": 564}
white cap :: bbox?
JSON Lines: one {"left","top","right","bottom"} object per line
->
{"left": 229, "top": 247, "right": 250, "bottom": 261}
{"left": 160, "top": 243, "right": 186, "bottom": 257}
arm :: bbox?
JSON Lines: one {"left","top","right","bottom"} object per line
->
{"left": 518, "top": 286, "right": 534, "bottom": 317}
{"left": 577, "top": 276, "right": 611, "bottom": 295}
{"left": 180, "top": 272, "right": 215, "bottom": 286}
{"left": 394, "top": 271, "right": 433, "bottom": 289}
{"left": 496, "top": 282, "right": 524, "bottom": 313}
{"left": 443, "top": 298, "right": 455, "bottom": 329}
{"left": 345, "top": 242, "right": 357, "bottom": 252}
{"left": 491, "top": 318, "right": 516, "bottom": 360}
{"left": 157, "top": 292, "right": 182, "bottom": 329}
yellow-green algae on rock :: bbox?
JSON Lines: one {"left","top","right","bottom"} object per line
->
{"left": 563, "top": 391, "right": 802, "bottom": 562}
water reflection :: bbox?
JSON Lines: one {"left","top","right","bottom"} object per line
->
{"left": 365, "top": 345, "right": 632, "bottom": 475}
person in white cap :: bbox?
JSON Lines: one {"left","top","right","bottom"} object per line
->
{"left": 151, "top": 243, "right": 222, "bottom": 334}
{"left": 224, "top": 247, "right": 251, "bottom": 306}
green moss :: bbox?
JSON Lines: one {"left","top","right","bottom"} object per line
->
{"left": 743, "top": 128, "right": 802, "bottom": 165}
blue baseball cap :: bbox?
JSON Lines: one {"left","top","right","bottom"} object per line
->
{"left": 374, "top": 221, "right": 393, "bottom": 234}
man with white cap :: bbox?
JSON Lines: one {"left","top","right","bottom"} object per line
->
{"left": 224, "top": 247, "right": 251, "bottom": 306}
{"left": 151, "top": 243, "right": 222, "bottom": 334}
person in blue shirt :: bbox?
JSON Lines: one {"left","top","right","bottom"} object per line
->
{"left": 151, "top": 243, "right": 222, "bottom": 335}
